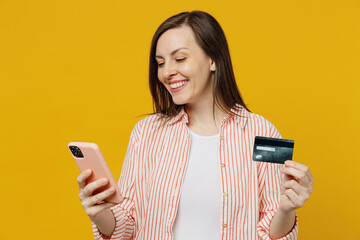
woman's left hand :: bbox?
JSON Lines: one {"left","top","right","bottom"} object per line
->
{"left": 279, "top": 160, "right": 314, "bottom": 212}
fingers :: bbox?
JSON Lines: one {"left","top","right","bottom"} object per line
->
{"left": 283, "top": 179, "right": 302, "bottom": 195}
{"left": 88, "top": 187, "right": 116, "bottom": 206}
{"left": 282, "top": 161, "right": 314, "bottom": 186}
{"left": 281, "top": 166, "right": 313, "bottom": 211}
{"left": 283, "top": 189, "right": 304, "bottom": 209}
{"left": 76, "top": 171, "right": 119, "bottom": 220}
{"left": 285, "top": 160, "right": 306, "bottom": 171}
{"left": 285, "top": 161, "right": 314, "bottom": 184}
{"left": 79, "top": 178, "right": 109, "bottom": 200}
{"left": 284, "top": 178, "right": 312, "bottom": 198}
{"left": 85, "top": 202, "right": 117, "bottom": 218}
{"left": 77, "top": 169, "right": 92, "bottom": 189}
{"left": 282, "top": 167, "right": 310, "bottom": 186}
{"left": 81, "top": 186, "right": 117, "bottom": 218}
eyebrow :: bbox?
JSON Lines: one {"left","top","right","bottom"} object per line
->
{"left": 155, "top": 47, "right": 188, "bottom": 59}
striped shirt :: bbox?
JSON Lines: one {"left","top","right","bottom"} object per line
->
{"left": 92, "top": 106, "right": 298, "bottom": 240}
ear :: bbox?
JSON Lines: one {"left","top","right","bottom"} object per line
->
{"left": 209, "top": 58, "right": 216, "bottom": 72}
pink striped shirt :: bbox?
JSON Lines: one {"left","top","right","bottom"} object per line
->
{"left": 93, "top": 106, "right": 298, "bottom": 240}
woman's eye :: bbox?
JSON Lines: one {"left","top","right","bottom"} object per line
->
{"left": 157, "top": 62, "right": 164, "bottom": 67}
{"left": 176, "top": 58, "right": 186, "bottom": 62}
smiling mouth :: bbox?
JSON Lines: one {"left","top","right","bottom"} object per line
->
{"left": 169, "top": 80, "right": 189, "bottom": 93}
{"left": 170, "top": 80, "right": 188, "bottom": 89}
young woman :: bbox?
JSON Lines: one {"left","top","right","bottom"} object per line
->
{"left": 76, "top": 11, "right": 314, "bottom": 240}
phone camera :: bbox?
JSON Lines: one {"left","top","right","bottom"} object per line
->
{"left": 69, "top": 146, "right": 84, "bottom": 158}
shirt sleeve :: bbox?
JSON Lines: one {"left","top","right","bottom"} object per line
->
{"left": 92, "top": 124, "right": 141, "bottom": 239}
{"left": 257, "top": 122, "right": 299, "bottom": 240}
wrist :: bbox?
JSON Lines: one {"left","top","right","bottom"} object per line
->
{"left": 277, "top": 207, "right": 296, "bottom": 217}
{"left": 270, "top": 208, "right": 297, "bottom": 239}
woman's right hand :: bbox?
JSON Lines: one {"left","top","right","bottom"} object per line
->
{"left": 77, "top": 169, "right": 118, "bottom": 221}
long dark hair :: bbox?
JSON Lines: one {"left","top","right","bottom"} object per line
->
{"left": 149, "top": 11, "right": 249, "bottom": 119}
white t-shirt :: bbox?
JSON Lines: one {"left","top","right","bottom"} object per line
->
{"left": 172, "top": 127, "right": 221, "bottom": 240}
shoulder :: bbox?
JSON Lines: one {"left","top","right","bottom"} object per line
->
{"left": 247, "top": 111, "right": 276, "bottom": 129}
{"left": 235, "top": 107, "right": 281, "bottom": 138}
{"left": 130, "top": 113, "right": 169, "bottom": 140}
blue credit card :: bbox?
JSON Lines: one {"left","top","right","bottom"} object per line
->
{"left": 252, "top": 136, "right": 294, "bottom": 164}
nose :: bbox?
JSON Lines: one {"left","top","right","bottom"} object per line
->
{"left": 162, "top": 62, "right": 178, "bottom": 79}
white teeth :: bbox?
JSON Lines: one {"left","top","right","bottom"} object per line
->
{"left": 170, "top": 81, "right": 187, "bottom": 89}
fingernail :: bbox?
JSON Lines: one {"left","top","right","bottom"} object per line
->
{"left": 285, "top": 160, "right": 292, "bottom": 166}
{"left": 100, "top": 178, "right": 107, "bottom": 184}
{"left": 86, "top": 169, "right": 91, "bottom": 174}
{"left": 109, "top": 187, "right": 115, "bottom": 192}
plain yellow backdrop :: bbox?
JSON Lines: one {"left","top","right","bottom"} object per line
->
{"left": 0, "top": 0, "right": 359, "bottom": 239}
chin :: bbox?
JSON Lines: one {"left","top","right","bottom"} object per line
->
{"left": 171, "top": 96, "right": 189, "bottom": 106}
{"left": 172, "top": 100, "right": 187, "bottom": 106}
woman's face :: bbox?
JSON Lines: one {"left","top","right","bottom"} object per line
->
{"left": 155, "top": 25, "right": 216, "bottom": 106}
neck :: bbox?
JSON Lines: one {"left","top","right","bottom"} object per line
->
{"left": 185, "top": 100, "right": 227, "bottom": 135}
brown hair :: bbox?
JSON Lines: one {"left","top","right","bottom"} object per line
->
{"left": 149, "top": 11, "right": 249, "bottom": 119}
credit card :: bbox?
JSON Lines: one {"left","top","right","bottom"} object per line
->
{"left": 252, "top": 136, "right": 294, "bottom": 164}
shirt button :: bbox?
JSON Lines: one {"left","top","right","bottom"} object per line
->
{"left": 222, "top": 224, "right": 227, "bottom": 228}
{"left": 223, "top": 192, "right": 227, "bottom": 197}
{"left": 220, "top": 163, "right": 225, "bottom": 168}
{"left": 220, "top": 135, "right": 224, "bottom": 141}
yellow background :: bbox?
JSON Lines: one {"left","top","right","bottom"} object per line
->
{"left": 0, "top": 0, "right": 359, "bottom": 239}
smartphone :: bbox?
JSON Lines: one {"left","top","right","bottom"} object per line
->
{"left": 68, "top": 142, "right": 122, "bottom": 204}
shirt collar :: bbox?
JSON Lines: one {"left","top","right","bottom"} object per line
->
{"left": 227, "top": 104, "right": 249, "bottom": 128}
{"left": 167, "top": 104, "right": 248, "bottom": 128}
{"left": 167, "top": 107, "right": 189, "bottom": 125}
